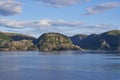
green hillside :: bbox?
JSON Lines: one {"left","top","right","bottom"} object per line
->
{"left": 3, "top": 32, "right": 36, "bottom": 41}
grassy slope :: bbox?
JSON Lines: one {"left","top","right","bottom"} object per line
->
{"left": 0, "top": 32, "right": 11, "bottom": 40}
{"left": 3, "top": 32, "right": 36, "bottom": 41}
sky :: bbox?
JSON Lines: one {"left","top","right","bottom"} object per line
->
{"left": 0, "top": 0, "right": 120, "bottom": 37}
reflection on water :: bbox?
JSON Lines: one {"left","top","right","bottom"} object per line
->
{"left": 0, "top": 51, "right": 120, "bottom": 80}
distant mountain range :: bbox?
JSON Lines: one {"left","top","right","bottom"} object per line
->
{"left": 0, "top": 30, "right": 120, "bottom": 51}
{"left": 70, "top": 30, "right": 120, "bottom": 50}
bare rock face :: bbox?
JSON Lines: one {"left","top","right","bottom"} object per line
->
{"left": 8, "top": 40, "right": 37, "bottom": 51}
{"left": 99, "top": 40, "right": 111, "bottom": 50}
{"left": 36, "top": 33, "right": 82, "bottom": 51}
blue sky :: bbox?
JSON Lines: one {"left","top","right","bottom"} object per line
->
{"left": 0, "top": 0, "right": 120, "bottom": 37}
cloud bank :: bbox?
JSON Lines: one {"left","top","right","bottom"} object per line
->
{"left": 0, "top": 18, "right": 117, "bottom": 37}
{"left": 0, "top": 19, "right": 84, "bottom": 28}
{"left": 85, "top": 2, "right": 120, "bottom": 15}
{"left": 0, "top": 19, "right": 115, "bottom": 29}
{"left": 34, "top": 0, "right": 90, "bottom": 7}
{"left": 0, "top": 0, "right": 22, "bottom": 16}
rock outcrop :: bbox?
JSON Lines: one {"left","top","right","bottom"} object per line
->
{"left": 0, "top": 40, "right": 38, "bottom": 51}
{"left": 8, "top": 40, "right": 37, "bottom": 51}
{"left": 36, "top": 33, "right": 82, "bottom": 51}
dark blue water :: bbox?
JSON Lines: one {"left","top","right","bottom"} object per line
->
{"left": 0, "top": 51, "right": 120, "bottom": 80}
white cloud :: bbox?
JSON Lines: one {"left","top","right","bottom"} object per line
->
{"left": 34, "top": 0, "right": 90, "bottom": 7}
{"left": 87, "top": 24, "right": 115, "bottom": 28}
{"left": 85, "top": 2, "right": 120, "bottom": 15}
{"left": 0, "top": 0, "right": 22, "bottom": 16}
{"left": 50, "top": 20, "right": 84, "bottom": 26}
{"left": 0, "top": 19, "right": 26, "bottom": 28}
{"left": 0, "top": 19, "right": 84, "bottom": 28}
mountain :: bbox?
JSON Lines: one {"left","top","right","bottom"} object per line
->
{"left": 0, "top": 30, "right": 120, "bottom": 51}
{"left": 36, "top": 33, "right": 82, "bottom": 51}
{"left": 70, "top": 30, "right": 120, "bottom": 50}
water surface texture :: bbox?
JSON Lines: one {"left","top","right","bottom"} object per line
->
{"left": 0, "top": 51, "right": 120, "bottom": 80}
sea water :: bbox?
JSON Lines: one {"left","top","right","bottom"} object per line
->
{"left": 0, "top": 51, "right": 120, "bottom": 80}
